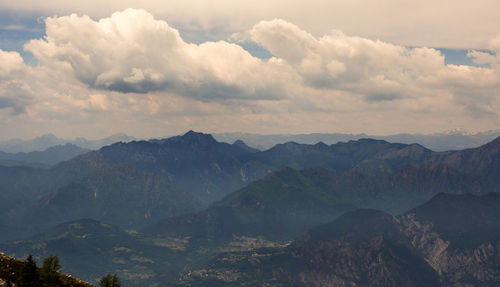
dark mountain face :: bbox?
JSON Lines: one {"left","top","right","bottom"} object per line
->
{"left": 0, "top": 154, "right": 202, "bottom": 241}
{"left": 85, "top": 132, "right": 500, "bottom": 206}
{"left": 24, "top": 163, "right": 201, "bottom": 232}
{"left": 96, "top": 131, "right": 257, "bottom": 203}
{"left": 75, "top": 131, "right": 458, "bottom": 206}
{"left": 85, "top": 132, "right": 436, "bottom": 206}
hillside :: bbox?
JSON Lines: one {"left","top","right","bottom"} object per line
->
{"left": 0, "top": 157, "right": 202, "bottom": 241}
{"left": 145, "top": 162, "right": 481, "bottom": 245}
{"left": 0, "top": 219, "right": 185, "bottom": 285}
{"left": 171, "top": 193, "right": 500, "bottom": 286}
{"left": 172, "top": 209, "right": 440, "bottom": 287}
{"left": 0, "top": 252, "right": 94, "bottom": 287}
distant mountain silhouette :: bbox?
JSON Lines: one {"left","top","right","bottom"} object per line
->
{"left": 0, "top": 133, "right": 135, "bottom": 153}
{"left": 0, "top": 143, "right": 90, "bottom": 167}
{"left": 214, "top": 129, "right": 500, "bottom": 151}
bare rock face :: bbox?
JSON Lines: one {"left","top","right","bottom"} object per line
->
{"left": 400, "top": 213, "right": 500, "bottom": 286}
{"left": 400, "top": 213, "right": 450, "bottom": 273}
{"left": 290, "top": 237, "right": 407, "bottom": 287}
{"left": 277, "top": 209, "right": 441, "bottom": 287}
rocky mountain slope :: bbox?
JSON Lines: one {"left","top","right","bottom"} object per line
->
{"left": 172, "top": 193, "right": 500, "bottom": 286}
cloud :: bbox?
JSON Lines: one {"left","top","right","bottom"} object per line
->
{"left": 0, "top": 50, "right": 25, "bottom": 78}
{"left": 25, "top": 9, "right": 289, "bottom": 100}
{"left": 2, "top": 0, "right": 500, "bottom": 50}
{"left": 1, "top": 9, "right": 500, "bottom": 139}
{"left": 0, "top": 50, "right": 34, "bottom": 114}
{"left": 249, "top": 19, "right": 499, "bottom": 103}
{"left": 27, "top": 10, "right": 500, "bottom": 105}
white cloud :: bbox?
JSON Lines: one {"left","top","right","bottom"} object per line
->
{"left": 0, "top": 50, "right": 25, "bottom": 78}
{"left": 25, "top": 9, "right": 289, "bottom": 100}
{"left": 1, "top": 9, "right": 500, "bottom": 139}
{"left": 0, "top": 50, "right": 34, "bottom": 114}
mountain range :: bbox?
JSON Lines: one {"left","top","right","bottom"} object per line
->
{"left": 2, "top": 130, "right": 500, "bottom": 240}
{"left": 0, "top": 133, "right": 135, "bottom": 153}
{"left": 171, "top": 192, "right": 500, "bottom": 286}
{"left": 2, "top": 131, "right": 500, "bottom": 286}
{"left": 0, "top": 143, "right": 90, "bottom": 168}
{"left": 2, "top": 129, "right": 499, "bottom": 154}
{"left": 214, "top": 129, "right": 500, "bottom": 151}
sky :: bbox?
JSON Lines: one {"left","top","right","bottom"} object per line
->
{"left": 0, "top": 1, "right": 500, "bottom": 140}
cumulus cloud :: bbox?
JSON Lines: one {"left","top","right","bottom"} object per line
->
{"left": 249, "top": 19, "right": 500, "bottom": 104}
{"left": 26, "top": 10, "right": 500, "bottom": 105}
{"left": 25, "top": 9, "right": 290, "bottom": 100}
{"left": 0, "top": 50, "right": 33, "bottom": 114}
{"left": 1, "top": 9, "right": 500, "bottom": 139}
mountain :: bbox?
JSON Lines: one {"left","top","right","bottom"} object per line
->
{"left": 144, "top": 162, "right": 481, "bottom": 246}
{"left": 24, "top": 162, "right": 201, "bottom": 232}
{"left": 172, "top": 209, "right": 440, "bottom": 287}
{"left": 3, "top": 132, "right": 500, "bottom": 243}
{"left": 94, "top": 131, "right": 261, "bottom": 203}
{"left": 3, "top": 128, "right": 500, "bottom": 286}
{"left": 171, "top": 193, "right": 500, "bottom": 286}
{"left": 9, "top": 193, "right": 500, "bottom": 286}
{"left": 0, "top": 154, "right": 202, "bottom": 241}
{"left": 84, "top": 131, "right": 443, "bottom": 204}
{"left": 400, "top": 193, "right": 500, "bottom": 286}
{"left": 0, "top": 133, "right": 135, "bottom": 153}
{"left": 214, "top": 129, "right": 500, "bottom": 152}
{"left": 110, "top": 134, "right": 500, "bottom": 245}
{"left": 0, "top": 143, "right": 90, "bottom": 167}
{"left": 250, "top": 138, "right": 433, "bottom": 173}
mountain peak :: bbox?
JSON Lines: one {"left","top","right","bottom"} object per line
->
{"left": 182, "top": 130, "right": 217, "bottom": 142}
{"left": 159, "top": 130, "right": 219, "bottom": 147}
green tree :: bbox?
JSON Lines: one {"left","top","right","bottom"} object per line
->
{"left": 99, "top": 274, "right": 121, "bottom": 287}
{"left": 18, "top": 255, "right": 40, "bottom": 287}
{"left": 40, "top": 255, "right": 61, "bottom": 286}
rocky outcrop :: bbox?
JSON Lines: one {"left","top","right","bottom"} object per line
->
{"left": 400, "top": 212, "right": 500, "bottom": 286}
